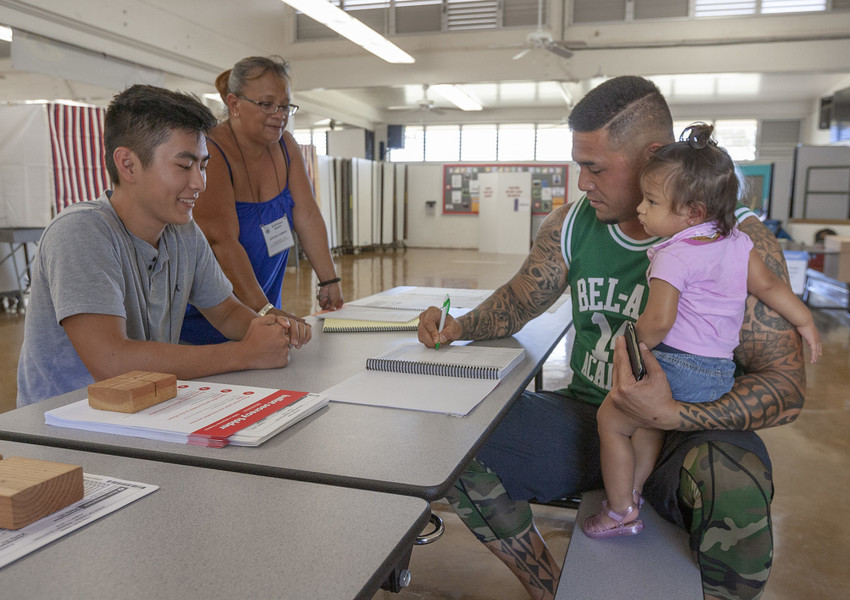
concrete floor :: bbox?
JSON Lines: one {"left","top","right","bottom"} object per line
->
{"left": 2, "top": 247, "right": 848, "bottom": 599}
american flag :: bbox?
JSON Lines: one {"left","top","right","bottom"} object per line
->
{"left": 47, "top": 103, "right": 109, "bottom": 215}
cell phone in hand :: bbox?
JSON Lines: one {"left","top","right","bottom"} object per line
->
{"left": 624, "top": 322, "right": 646, "bottom": 381}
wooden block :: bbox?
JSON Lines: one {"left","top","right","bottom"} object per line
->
{"left": 0, "top": 456, "right": 84, "bottom": 530}
{"left": 88, "top": 371, "right": 177, "bottom": 413}
{"left": 88, "top": 377, "right": 157, "bottom": 413}
{"left": 127, "top": 371, "right": 178, "bottom": 401}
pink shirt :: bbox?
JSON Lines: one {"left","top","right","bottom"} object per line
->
{"left": 647, "top": 222, "right": 753, "bottom": 359}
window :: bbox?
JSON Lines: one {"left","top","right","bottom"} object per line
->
{"left": 713, "top": 119, "right": 757, "bottom": 161}
{"left": 535, "top": 125, "right": 572, "bottom": 161}
{"left": 425, "top": 125, "right": 461, "bottom": 161}
{"left": 297, "top": 0, "right": 543, "bottom": 39}
{"left": 293, "top": 130, "right": 312, "bottom": 146}
{"left": 294, "top": 129, "right": 328, "bottom": 155}
{"left": 314, "top": 131, "right": 328, "bottom": 156}
{"left": 445, "top": 0, "right": 500, "bottom": 30}
{"left": 573, "top": 0, "right": 628, "bottom": 22}
{"left": 673, "top": 119, "right": 758, "bottom": 162}
{"left": 341, "top": 0, "right": 388, "bottom": 8}
{"left": 634, "top": 0, "right": 689, "bottom": 19}
{"left": 693, "top": 0, "right": 825, "bottom": 16}
{"left": 572, "top": 0, "right": 827, "bottom": 22}
{"left": 388, "top": 125, "right": 425, "bottom": 161}
{"left": 460, "top": 125, "right": 498, "bottom": 161}
{"left": 497, "top": 124, "right": 536, "bottom": 161}
{"left": 385, "top": 122, "right": 575, "bottom": 163}
{"left": 395, "top": 0, "right": 443, "bottom": 34}
{"left": 694, "top": 0, "right": 757, "bottom": 17}
{"left": 761, "top": 0, "right": 826, "bottom": 13}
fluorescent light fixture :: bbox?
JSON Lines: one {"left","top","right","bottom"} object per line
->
{"left": 280, "top": 0, "right": 414, "bottom": 64}
{"left": 430, "top": 84, "right": 483, "bottom": 111}
{"left": 25, "top": 99, "right": 91, "bottom": 106}
{"left": 0, "top": 25, "right": 13, "bottom": 42}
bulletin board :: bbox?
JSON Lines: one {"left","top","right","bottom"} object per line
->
{"left": 443, "top": 164, "right": 568, "bottom": 215}
{"left": 738, "top": 163, "right": 773, "bottom": 217}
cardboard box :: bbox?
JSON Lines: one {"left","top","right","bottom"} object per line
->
{"left": 783, "top": 250, "right": 809, "bottom": 295}
{"left": 823, "top": 235, "right": 850, "bottom": 282}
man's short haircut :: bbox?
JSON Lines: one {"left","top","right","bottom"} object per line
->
{"left": 568, "top": 76, "right": 674, "bottom": 151}
{"left": 104, "top": 84, "right": 217, "bottom": 186}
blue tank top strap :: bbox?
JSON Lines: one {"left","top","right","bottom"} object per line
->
{"left": 207, "top": 137, "right": 234, "bottom": 184}
{"left": 207, "top": 135, "right": 289, "bottom": 189}
{"left": 279, "top": 138, "right": 290, "bottom": 188}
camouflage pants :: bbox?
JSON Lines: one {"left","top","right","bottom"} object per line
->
{"left": 446, "top": 440, "right": 773, "bottom": 600}
{"left": 679, "top": 441, "right": 773, "bottom": 600}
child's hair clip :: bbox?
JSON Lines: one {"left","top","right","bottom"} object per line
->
{"left": 679, "top": 122, "right": 716, "bottom": 150}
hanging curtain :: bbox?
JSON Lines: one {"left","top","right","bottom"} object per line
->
{"left": 298, "top": 143, "right": 320, "bottom": 206}
{"left": 47, "top": 103, "right": 109, "bottom": 215}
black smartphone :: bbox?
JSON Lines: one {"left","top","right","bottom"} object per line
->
{"left": 624, "top": 322, "right": 646, "bottom": 381}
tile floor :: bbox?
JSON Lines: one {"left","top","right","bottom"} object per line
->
{"left": 2, "top": 247, "right": 848, "bottom": 600}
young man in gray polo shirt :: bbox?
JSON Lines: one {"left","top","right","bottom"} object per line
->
{"left": 17, "top": 85, "right": 304, "bottom": 407}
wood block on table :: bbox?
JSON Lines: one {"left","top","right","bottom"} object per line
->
{"left": 124, "top": 371, "right": 178, "bottom": 399}
{"left": 0, "top": 456, "right": 84, "bottom": 530}
{"left": 88, "top": 371, "right": 177, "bottom": 413}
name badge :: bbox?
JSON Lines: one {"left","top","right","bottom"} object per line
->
{"left": 261, "top": 216, "right": 295, "bottom": 257}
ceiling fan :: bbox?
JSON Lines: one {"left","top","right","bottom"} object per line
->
{"left": 387, "top": 84, "right": 458, "bottom": 114}
{"left": 501, "top": 0, "right": 583, "bottom": 61}
{"left": 512, "top": 31, "right": 575, "bottom": 60}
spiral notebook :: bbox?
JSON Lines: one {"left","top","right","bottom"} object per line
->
{"left": 367, "top": 343, "right": 525, "bottom": 380}
{"left": 318, "top": 305, "right": 421, "bottom": 333}
{"left": 323, "top": 343, "right": 526, "bottom": 415}
{"left": 322, "top": 316, "right": 419, "bottom": 333}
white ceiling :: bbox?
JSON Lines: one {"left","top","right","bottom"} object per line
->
{"left": 319, "top": 72, "right": 850, "bottom": 120}
{"left": 1, "top": 0, "right": 849, "bottom": 132}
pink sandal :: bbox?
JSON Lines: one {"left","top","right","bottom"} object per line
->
{"left": 581, "top": 499, "right": 644, "bottom": 539}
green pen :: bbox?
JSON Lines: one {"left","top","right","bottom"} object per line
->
{"left": 436, "top": 293, "right": 450, "bottom": 349}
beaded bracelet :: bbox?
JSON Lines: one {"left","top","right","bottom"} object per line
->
{"left": 317, "top": 277, "right": 341, "bottom": 287}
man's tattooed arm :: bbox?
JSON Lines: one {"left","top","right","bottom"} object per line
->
{"left": 458, "top": 206, "right": 570, "bottom": 341}
{"left": 676, "top": 216, "right": 805, "bottom": 431}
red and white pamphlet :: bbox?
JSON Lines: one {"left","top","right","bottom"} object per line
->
{"left": 44, "top": 381, "right": 328, "bottom": 447}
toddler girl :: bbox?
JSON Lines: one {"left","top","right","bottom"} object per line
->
{"left": 582, "top": 123, "right": 821, "bottom": 538}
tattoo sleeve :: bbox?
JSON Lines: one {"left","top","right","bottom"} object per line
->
{"left": 458, "top": 207, "right": 570, "bottom": 341}
{"left": 677, "top": 216, "right": 805, "bottom": 431}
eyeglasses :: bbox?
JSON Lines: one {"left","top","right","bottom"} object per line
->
{"left": 238, "top": 96, "right": 299, "bottom": 117}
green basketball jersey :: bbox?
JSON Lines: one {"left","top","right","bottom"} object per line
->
{"left": 559, "top": 197, "right": 758, "bottom": 406}
{"left": 560, "top": 196, "right": 660, "bottom": 405}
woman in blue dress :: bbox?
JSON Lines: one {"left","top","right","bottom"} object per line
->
{"left": 181, "top": 56, "right": 342, "bottom": 345}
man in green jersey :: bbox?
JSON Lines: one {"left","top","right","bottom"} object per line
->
{"left": 418, "top": 76, "right": 805, "bottom": 600}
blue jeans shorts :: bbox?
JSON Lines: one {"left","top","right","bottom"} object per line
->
{"left": 653, "top": 346, "right": 735, "bottom": 404}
